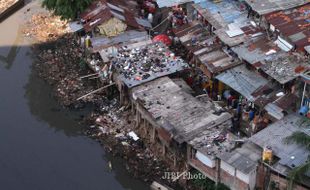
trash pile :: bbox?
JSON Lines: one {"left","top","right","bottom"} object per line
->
{"left": 113, "top": 42, "right": 188, "bottom": 87}
{"left": 23, "top": 12, "right": 68, "bottom": 42}
{"left": 33, "top": 34, "right": 103, "bottom": 107}
{"left": 84, "top": 102, "right": 180, "bottom": 187}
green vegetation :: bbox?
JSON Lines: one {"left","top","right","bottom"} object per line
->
{"left": 42, "top": 0, "right": 93, "bottom": 20}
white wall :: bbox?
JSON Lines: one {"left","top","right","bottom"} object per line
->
{"left": 195, "top": 151, "right": 215, "bottom": 168}
{"left": 220, "top": 160, "right": 235, "bottom": 176}
{"left": 236, "top": 169, "right": 256, "bottom": 190}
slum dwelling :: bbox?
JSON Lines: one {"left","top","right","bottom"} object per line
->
{"left": 192, "top": 0, "right": 263, "bottom": 47}
{"left": 130, "top": 76, "right": 234, "bottom": 173}
{"left": 249, "top": 114, "right": 310, "bottom": 189}
{"left": 263, "top": 3, "right": 310, "bottom": 53}
{"left": 110, "top": 41, "right": 189, "bottom": 104}
{"left": 173, "top": 21, "right": 242, "bottom": 82}
{"left": 244, "top": 0, "right": 309, "bottom": 18}
{"left": 81, "top": 0, "right": 151, "bottom": 37}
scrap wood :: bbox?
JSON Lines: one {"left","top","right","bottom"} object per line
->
{"left": 77, "top": 82, "right": 115, "bottom": 101}
{"left": 80, "top": 73, "right": 98, "bottom": 79}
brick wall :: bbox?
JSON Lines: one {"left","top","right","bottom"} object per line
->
{"left": 270, "top": 173, "right": 309, "bottom": 190}
{"left": 189, "top": 158, "right": 217, "bottom": 181}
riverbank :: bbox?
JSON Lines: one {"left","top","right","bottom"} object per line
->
{"left": 22, "top": 10, "right": 189, "bottom": 189}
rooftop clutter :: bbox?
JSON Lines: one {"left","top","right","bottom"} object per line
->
{"left": 131, "top": 77, "right": 233, "bottom": 155}
{"left": 80, "top": 0, "right": 150, "bottom": 36}
{"left": 112, "top": 42, "right": 189, "bottom": 88}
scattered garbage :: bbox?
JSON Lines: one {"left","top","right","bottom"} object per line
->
{"left": 128, "top": 131, "right": 140, "bottom": 141}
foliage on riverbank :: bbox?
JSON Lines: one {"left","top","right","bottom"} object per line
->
{"left": 42, "top": 0, "right": 93, "bottom": 20}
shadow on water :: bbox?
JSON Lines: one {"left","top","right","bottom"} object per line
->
{"left": 0, "top": 45, "right": 149, "bottom": 190}
{"left": 0, "top": 1, "right": 149, "bottom": 189}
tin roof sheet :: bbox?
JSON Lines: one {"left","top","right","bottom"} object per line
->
{"left": 216, "top": 65, "right": 269, "bottom": 101}
{"left": 250, "top": 114, "right": 310, "bottom": 173}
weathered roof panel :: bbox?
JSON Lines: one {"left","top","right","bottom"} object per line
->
{"left": 265, "top": 3, "right": 310, "bottom": 51}
{"left": 244, "top": 0, "right": 309, "bottom": 15}
{"left": 156, "top": 0, "right": 193, "bottom": 8}
{"left": 132, "top": 77, "right": 232, "bottom": 153}
{"left": 216, "top": 65, "right": 269, "bottom": 101}
{"left": 250, "top": 114, "right": 310, "bottom": 174}
{"left": 218, "top": 143, "right": 261, "bottom": 174}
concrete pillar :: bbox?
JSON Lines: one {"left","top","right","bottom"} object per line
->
{"left": 215, "top": 159, "right": 220, "bottom": 185}
{"left": 186, "top": 145, "right": 191, "bottom": 161}
{"left": 233, "top": 168, "right": 237, "bottom": 190}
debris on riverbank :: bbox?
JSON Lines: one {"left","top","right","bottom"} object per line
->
{"left": 23, "top": 12, "right": 68, "bottom": 43}
{"left": 32, "top": 34, "right": 104, "bottom": 107}
{"left": 22, "top": 12, "right": 183, "bottom": 189}
{"left": 83, "top": 100, "right": 183, "bottom": 188}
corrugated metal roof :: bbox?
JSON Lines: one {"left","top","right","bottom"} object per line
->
{"left": 132, "top": 77, "right": 232, "bottom": 154}
{"left": 68, "top": 21, "right": 83, "bottom": 32}
{"left": 193, "top": 0, "right": 261, "bottom": 47}
{"left": 216, "top": 65, "right": 269, "bottom": 101}
{"left": 265, "top": 3, "right": 310, "bottom": 51}
{"left": 156, "top": 0, "right": 193, "bottom": 8}
{"left": 81, "top": 0, "right": 142, "bottom": 32}
{"left": 91, "top": 30, "right": 149, "bottom": 52}
{"left": 232, "top": 34, "right": 284, "bottom": 65}
{"left": 173, "top": 22, "right": 241, "bottom": 75}
{"left": 244, "top": 0, "right": 309, "bottom": 15}
{"left": 218, "top": 143, "right": 261, "bottom": 174}
{"left": 249, "top": 114, "right": 310, "bottom": 173}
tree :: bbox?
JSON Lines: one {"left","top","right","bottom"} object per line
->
{"left": 285, "top": 131, "right": 310, "bottom": 190}
{"left": 42, "top": 0, "right": 94, "bottom": 20}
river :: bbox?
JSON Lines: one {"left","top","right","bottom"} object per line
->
{"left": 0, "top": 1, "right": 148, "bottom": 190}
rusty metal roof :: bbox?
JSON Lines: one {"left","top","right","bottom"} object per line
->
{"left": 232, "top": 34, "right": 284, "bottom": 66}
{"left": 193, "top": 0, "right": 262, "bottom": 47}
{"left": 81, "top": 0, "right": 143, "bottom": 32}
{"left": 173, "top": 22, "right": 241, "bottom": 75}
{"left": 265, "top": 3, "right": 310, "bottom": 51}
{"left": 244, "top": 0, "right": 309, "bottom": 15}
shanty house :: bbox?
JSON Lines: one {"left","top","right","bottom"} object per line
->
{"left": 81, "top": 0, "right": 151, "bottom": 37}
{"left": 130, "top": 77, "right": 232, "bottom": 170}
{"left": 249, "top": 114, "right": 310, "bottom": 190}
{"left": 217, "top": 142, "right": 261, "bottom": 190}
{"left": 110, "top": 41, "right": 188, "bottom": 104}
{"left": 263, "top": 3, "right": 310, "bottom": 52}
{"left": 192, "top": 0, "right": 262, "bottom": 47}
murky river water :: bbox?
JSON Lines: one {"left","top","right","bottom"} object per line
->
{"left": 0, "top": 1, "right": 148, "bottom": 190}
